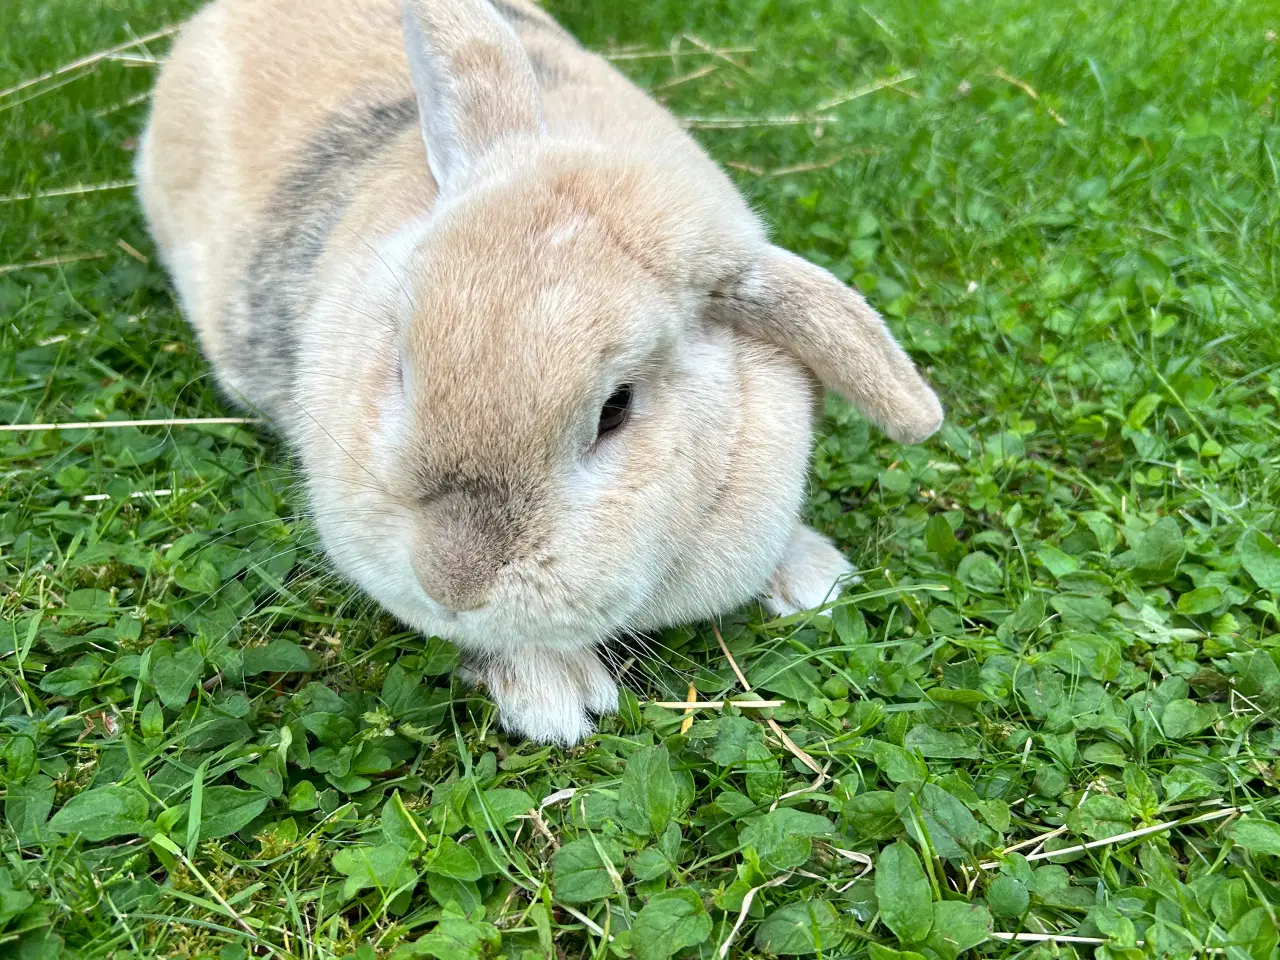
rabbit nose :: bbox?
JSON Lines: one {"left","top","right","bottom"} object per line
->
{"left": 412, "top": 491, "right": 512, "bottom": 612}
{"left": 413, "top": 551, "right": 491, "bottom": 612}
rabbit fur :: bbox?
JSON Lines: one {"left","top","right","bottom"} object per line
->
{"left": 137, "top": 0, "right": 943, "bottom": 744}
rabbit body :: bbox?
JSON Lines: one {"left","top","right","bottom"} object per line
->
{"left": 139, "top": 0, "right": 943, "bottom": 744}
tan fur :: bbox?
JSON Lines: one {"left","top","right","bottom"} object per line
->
{"left": 139, "top": 0, "right": 943, "bottom": 744}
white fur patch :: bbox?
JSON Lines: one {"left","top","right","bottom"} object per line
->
{"left": 764, "top": 524, "right": 856, "bottom": 616}
{"left": 545, "top": 213, "right": 590, "bottom": 247}
{"left": 465, "top": 646, "right": 619, "bottom": 746}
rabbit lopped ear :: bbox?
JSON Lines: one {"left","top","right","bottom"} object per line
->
{"left": 400, "top": 0, "right": 544, "bottom": 193}
{"left": 713, "top": 245, "right": 944, "bottom": 444}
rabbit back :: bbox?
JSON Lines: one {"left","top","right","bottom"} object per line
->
{"left": 138, "top": 0, "right": 693, "bottom": 419}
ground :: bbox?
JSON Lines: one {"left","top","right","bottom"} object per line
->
{"left": 2, "top": 0, "right": 1279, "bottom": 958}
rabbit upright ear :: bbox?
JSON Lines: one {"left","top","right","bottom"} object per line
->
{"left": 400, "top": 0, "right": 544, "bottom": 193}
{"left": 713, "top": 245, "right": 944, "bottom": 444}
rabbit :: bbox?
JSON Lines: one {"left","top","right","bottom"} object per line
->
{"left": 136, "top": 0, "right": 943, "bottom": 745}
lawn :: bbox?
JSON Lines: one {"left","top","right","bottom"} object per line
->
{"left": 2, "top": 0, "right": 1279, "bottom": 957}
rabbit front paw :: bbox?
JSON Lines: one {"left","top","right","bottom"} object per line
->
{"left": 460, "top": 646, "right": 618, "bottom": 746}
{"left": 764, "top": 523, "right": 857, "bottom": 616}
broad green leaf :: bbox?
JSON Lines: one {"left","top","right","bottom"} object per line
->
{"left": 1160, "top": 699, "right": 1213, "bottom": 739}
{"left": 237, "top": 757, "right": 284, "bottom": 799}
{"left": 1093, "top": 906, "right": 1137, "bottom": 948}
{"left": 1036, "top": 545, "right": 1080, "bottom": 578}
{"left": 983, "top": 430, "right": 1024, "bottom": 460}
{"left": 58, "top": 589, "right": 116, "bottom": 624}
{"left": 1238, "top": 528, "right": 1280, "bottom": 592}
{"left": 49, "top": 785, "right": 149, "bottom": 841}
{"left": 957, "top": 552, "right": 1003, "bottom": 592}
{"left": 388, "top": 915, "right": 499, "bottom": 960}
{"left": 898, "top": 783, "right": 986, "bottom": 859}
{"left": 631, "top": 889, "right": 711, "bottom": 960}
{"left": 173, "top": 557, "right": 220, "bottom": 594}
{"left": 744, "top": 740, "right": 784, "bottom": 802}
{"left": 1161, "top": 766, "right": 1220, "bottom": 804}
{"left": 1126, "top": 393, "right": 1162, "bottom": 429}
{"left": 1227, "top": 908, "right": 1279, "bottom": 959}
{"left": 382, "top": 791, "right": 427, "bottom": 851}
{"left": 1131, "top": 517, "right": 1185, "bottom": 584}
{"left": 241, "top": 639, "right": 312, "bottom": 675}
{"left": 332, "top": 843, "right": 418, "bottom": 899}
{"left": 3, "top": 734, "right": 37, "bottom": 782}
{"left": 754, "top": 899, "right": 843, "bottom": 955}
{"left": 326, "top": 771, "right": 372, "bottom": 794}
{"left": 0, "top": 884, "right": 34, "bottom": 927}
{"left": 352, "top": 738, "right": 412, "bottom": 776}
{"left": 419, "top": 639, "right": 460, "bottom": 676}
{"left": 140, "top": 700, "right": 165, "bottom": 739}
{"left": 986, "top": 876, "right": 1029, "bottom": 918}
{"left": 425, "top": 838, "right": 481, "bottom": 881}
{"left": 1147, "top": 921, "right": 1198, "bottom": 957}
{"left": 1123, "top": 764, "right": 1159, "bottom": 821}
{"left": 616, "top": 745, "right": 681, "bottom": 837}
{"left": 739, "top": 808, "right": 833, "bottom": 873}
{"left": 832, "top": 606, "right": 867, "bottom": 645}
{"left": 39, "top": 656, "right": 103, "bottom": 696}
{"left": 875, "top": 841, "right": 932, "bottom": 942}
{"left": 870, "top": 740, "right": 927, "bottom": 784}
{"left": 289, "top": 780, "right": 319, "bottom": 811}
{"left": 1177, "top": 586, "right": 1222, "bottom": 615}
{"left": 925, "top": 514, "right": 961, "bottom": 565}
{"left": 1049, "top": 594, "right": 1113, "bottom": 627}
{"left": 152, "top": 647, "right": 204, "bottom": 709}
{"left": 1015, "top": 665, "right": 1064, "bottom": 718}
{"left": 5, "top": 776, "right": 55, "bottom": 845}
{"left": 463, "top": 787, "right": 534, "bottom": 833}
{"left": 300, "top": 712, "right": 356, "bottom": 744}
{"left": 853, "top": 210, "right": 880, "bottom": 237}
{"left": 903, "top": 724, "right": 980, "bottom": 759}
{"left": 1233, "top": 650, "right": 1280, "bottom": 704}
{"left": 380, "top": 663, "right": 428, "bottom": 715}
{"left": 1082, "top": 511, "right": 1119, "bottom": 554}
{"left": 1230, "top": 818, "right": 1280, "bottom": 856}
{"left": 747, "top": 650, "right": 822, "bottom": 700}
{"left": 1065, "top": 794, "right": 1131, "bottom": 841}
{"left": 1057, "top": 570, "right": 1113, "bottom": 595}
{"left": 550, "top": 837, "right": 625, "bottom": 903}
{"left": 701, "top": 715, "right": 763, "bottom": 766}
{"left": 1006, "top": 593, "right": 1046, "bottom": 633}
{"left": 196, "top": 786, "right": 269, "bottom": 840}
{"left": 843, "top": 791, "right": 900, "bottom": 841}
{"left": 976, "top": 799, "right": 1010, "bottom": 833}
{"left": 926, "top": 901, "right": 992, "bottom": 959}
{"left": 1040, "top": 732, "right": 1077, "bottom": 769}
{"left": 879, "top": 469, "right": 911, "bottom": 495}
{"left": 11, "top": 928, "right": 64, "bottom": 960}
{"left": 426, "top": 874, "right": 481, "bottom": 914}
{"left": 629, "top": 847, "right": 671, "bottom": 882}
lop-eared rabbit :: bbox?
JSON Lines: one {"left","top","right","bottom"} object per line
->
{"left": 138, "top": 0, "right": 943, "bottom": 744}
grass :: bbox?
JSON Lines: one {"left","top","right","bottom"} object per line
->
{"left": 2, "top": 0, "right": 1279, "bottom": 957}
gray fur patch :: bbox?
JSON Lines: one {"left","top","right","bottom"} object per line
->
{"left": 527, "top": 46, "right": 571, "bottom": 90}
{"left": 230, "top": 96, "right": 418, "bottom": 421}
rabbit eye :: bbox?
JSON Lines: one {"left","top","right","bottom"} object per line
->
{"left": 597, "top": 383, "right": 633, "bottom": 438}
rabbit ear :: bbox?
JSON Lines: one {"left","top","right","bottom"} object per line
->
{"left": 400, "top": 0, "right": 544, "bottom": 193}
{"left": 713, "top": 245, "right": 944, "bottom": 444}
